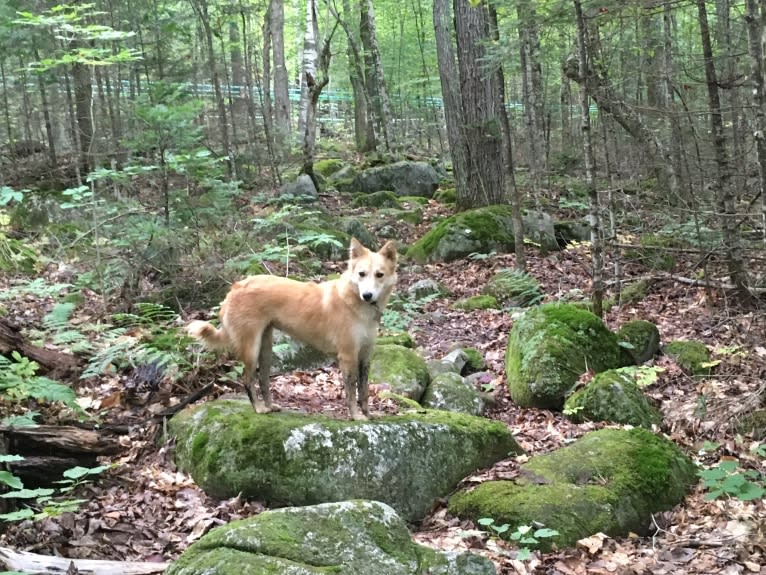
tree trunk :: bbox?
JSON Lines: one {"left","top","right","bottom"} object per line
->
{"left": 745, "top": 0, "right": 766, "bottom": 243}
{"left": 517, "top": 1, "right": 546, "bottom": 251}
{"left": 339, "top": 0, "right": 373, "bottom": 152}
{"left": 190, "top": 0, "right": 232, "bottom": 178}
{"left": 490, "top": 6, "right": 525, "bottom": 270}
{"left": 32, "top": 45, "right": 57, "bottom": 169}
{"left": 72, "top": 57, "right": 93, "bottom": 173}
{"left": 572, "top": 0, "right": 604, "bottom": 317}
{"left": 300, "top": 0, "right": 336, "bottom": 187}
{"left": 696, "top": 0, "right": 750, "bottom": 299}
{"left": 262, "top": 2, "right": 276, "bottom": 156}
{"left": 0, "top": 59, "right": 12, "bottom": 144}
{"left": 452, "top": 0, "right": 505, "bottom": 208}
{"left": 433, "top": 0, "right": 468, "bottom": 203}
{"left": 298, "top": 0, "right": 318, "bottom": 151}
{"left": 361, "top": 0, "right": 395, "bottom": 152}
{"left": 270, "top": 0, "right": 291, "bottom": 154}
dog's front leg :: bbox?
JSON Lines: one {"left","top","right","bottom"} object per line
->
{"left": 340, "top": 353, "right": 366, "bottom": 420}
{"left": 357, "top": 353, "right": 371, "bottom": 417}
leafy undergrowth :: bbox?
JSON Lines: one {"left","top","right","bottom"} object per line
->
{"left": 0, "top": 197, "right": 765, "bottom": 575}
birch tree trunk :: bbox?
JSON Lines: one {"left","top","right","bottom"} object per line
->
{"left": 298, "top": 0, "right": 317, "bottom": 144}
{"left": 300, "top": 0, "right": 336, "bottom": 187}
{"left": 696, "top": 0, "right": 750, "bottom": 299}
{"left": 572, "top": 0, "right": 603, "bottom": 317}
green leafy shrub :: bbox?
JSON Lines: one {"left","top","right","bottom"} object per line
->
{"left": 0, "top": 455, "right": 112, "bottom": 522}
{"left": 0, "top": 352, "right": 78, "bottom": 414}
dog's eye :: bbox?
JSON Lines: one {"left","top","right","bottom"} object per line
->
{"left": 358, "top": 271, "right": 366, "bottom": 278}
{"left": 375, "top": 271, "right": 384, "bottom": 278}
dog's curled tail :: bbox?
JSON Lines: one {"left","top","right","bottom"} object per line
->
{"left": 187, "top": 320, "right": 229, "bottom": 350}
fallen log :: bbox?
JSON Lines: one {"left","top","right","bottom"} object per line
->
{"left": 0, "top": 546, "right": 168, "bottom": 575}
{"left": 0, "top": 425, "right": 122, "bottom": 456}
{"left": 0, "top": 319, "right": 81, "bottom": 376}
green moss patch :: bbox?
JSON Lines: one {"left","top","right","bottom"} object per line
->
{"left": 664, "top": 340, "right": 712, "bottom": 376}
{"left": 351, "top": 190, "right": 401, "bottom": 208}
{"left": 451, "top": 295, "right": 499, "bottom": 311}
{"left": 563, "top": 369, "right": 663, "bottom": 428}
{"left": 616, "top": 320, "right": 660, "bottom": 364}
{"left": 313, "top": 158, "right": 345, "bottom": 177}
{"left": 406, "top": 205, "right": 517, "bottom": 263}
{"left": 448, "top": 428, "right": 696, "bottom": 548}
{"left": 505, "top": 303, "right": 628, "bottom": 410}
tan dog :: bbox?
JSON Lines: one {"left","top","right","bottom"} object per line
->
{"left": 187, "top": 238, "right": 398, "bottom": 420}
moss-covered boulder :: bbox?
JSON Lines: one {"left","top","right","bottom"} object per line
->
{"left": 314, "top": 158, "right": 345, "bottom": 178}
{"left": 354, "top": 161, "right": 439, "bottom": 197}
{"left": 664, "top": 340, "right": 712, "bottom": 376}
{"left": 166, "top": 500, "right": 496, "bottom": 575}
{"left": 376, "top": 332, "right": 415, "bottom": 348}
{"left": 370, "top": 344, "right": 430, "bottom": 401}
{"left": 170, "top": 401, "right": 521, "bottom": 522}
{"left": 553, "top": 219, "right": 590, "bottom": 247}
{"left": 278, "top": 174, "right": 318, "bottom": 202}
{"left": 451, "top": 295, "right": 499, "bottom": 311}
{"left": 617, "top": 320, "right": 661, "bottom": 364}
{"left": 407, "top": 278, "right": 450, "bottom": 300}
{"left": 434, "top": 187, "right": 457, "bottom": 204}
{"left": 505, "top": 303, "right": 627, "bottom": 410}
{"left": 482, "top": 269, "right": 543, "bottom": 307}
{"left": 351, "top": 190, "right": 401, "bottom": 208}
{"left": 461, "top": 348, "right": 487, "bottom": 374}
{"left": 521, "top": 210, "right": 558, "bottom": 252}
{"left": 448, "top": 428, "right": 697, "bottom": 548}
{"left": 563, "top": 370, "right": 662, "bottom": 428}
{"left": 421, "top": 373, "right": 489, "bottom": 416}
{"left": 406, "top": 205, "right": 516, "bottom": 263}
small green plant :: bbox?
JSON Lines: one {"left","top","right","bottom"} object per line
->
{"left": 477, "top": 516, "right": 510, "bottom": 536}
{"left": 0, "top": 456, "right": 113, "bottom": 522}
{"left": 382, "top": 293, "right": 439, "bottom": 332}
{"left": 0, "top": 352, "right": 79, "bottom": 410}
{"left": 699, "top": 456, "right": 765, "bottom": 501}
{"left": 478, "top": 517, "right": 559, "bottom": 561}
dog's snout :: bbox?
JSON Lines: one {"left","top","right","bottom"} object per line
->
{"left": 363, "top": 292, "right": 374, "bottom": 302}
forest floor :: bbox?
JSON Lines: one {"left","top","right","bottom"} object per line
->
{"left": 1, "top": 195, "right": 765, "bottom": 575}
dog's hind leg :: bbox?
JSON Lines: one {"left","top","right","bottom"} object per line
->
{"left": 241, "top": 332, "right": 271, "bottom": 414}
{"left": 257, "top": 325, "right": 280, "bottom": 412}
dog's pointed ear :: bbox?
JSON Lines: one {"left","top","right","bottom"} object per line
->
{"left": 349, "top": 237, "right": 366, "bottom": 259}
{"left": 379, "top": 240, "right": 397, "bottom": 262}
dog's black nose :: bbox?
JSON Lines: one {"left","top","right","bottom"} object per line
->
{"left": 363, "top": 292, "right": 374, "bottom": 302}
